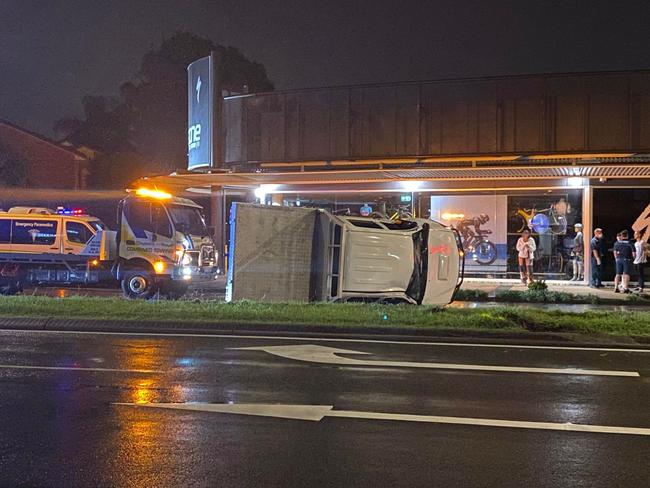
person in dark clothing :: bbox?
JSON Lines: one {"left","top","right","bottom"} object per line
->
{"left": 590, "top": 228, "right": 605, "bottom": 288}
{"left": 613, "top": 230, "right": 635, "bottom": 293}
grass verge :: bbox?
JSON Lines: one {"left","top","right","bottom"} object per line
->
{"left": 453, "top": 288, "right": 650, "bottom": 305}
{"left": 0, "top": 296, "right": 649, "bottom": 337}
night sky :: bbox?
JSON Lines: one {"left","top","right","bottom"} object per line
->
{"left": 1, "top": 0, "right": 649, "bottom": 137}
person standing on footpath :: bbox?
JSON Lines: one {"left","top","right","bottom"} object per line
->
{"left": 590, "top": 228, "right": 605, "bottom": 288}
{"left": 633, "top": 230, "right": 647, "bottom": 292}
{"left": 570, "top": 223, "right": 584, "bottom": 281}
{"left": 613, "top": 230, "right": 635, "bottom": 293}
{"left": 516, "top": 228, "right": 536, "bottom": 285}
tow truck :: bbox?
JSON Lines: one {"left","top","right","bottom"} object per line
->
{"left": 0, "top": 188, "right": 218, "bottom": 298}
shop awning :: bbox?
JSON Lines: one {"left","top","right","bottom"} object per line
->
{"left": 132, "top": 153, "right": 650, "bottom": 194}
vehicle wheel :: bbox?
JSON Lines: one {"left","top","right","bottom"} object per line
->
{"left": 121, "top": 270, "right": 157, "bottom": 299}
{"left": 160, "top": 282, "right": 189, "bottom": 300}
{"left": 0, "top": 279, "right": 22, "bottom": 296}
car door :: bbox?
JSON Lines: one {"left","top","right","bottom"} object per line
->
{"left": 64, "top": 221, "right": 96, "bottom": 255}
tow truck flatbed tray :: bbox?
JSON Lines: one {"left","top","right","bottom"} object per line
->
{"left": 0, "top": 252, "right": 92, "bottom": 266}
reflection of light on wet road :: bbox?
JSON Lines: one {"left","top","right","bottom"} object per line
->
{"left": 134, "top": 379, "right": 157, "bottom": 404}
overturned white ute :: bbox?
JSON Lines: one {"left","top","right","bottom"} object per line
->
{"left": 226, "top": 204, "right": 463, "bottom": 305}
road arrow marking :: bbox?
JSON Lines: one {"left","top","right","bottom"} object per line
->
{"left": 115, "top": 402, "right": 333, "bottom": 421}
{"left": 115, "top": 402, "right": 650, "bottom": 436}
{"left": 231, "top": 344, "right": 640, "bottom": 377}
{"left": 0, "top": 364, "right": 161, "bottom": 374}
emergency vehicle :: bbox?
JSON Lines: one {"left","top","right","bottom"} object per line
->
{"left": 0, "top": 188, "right": 218, "bottom": 298}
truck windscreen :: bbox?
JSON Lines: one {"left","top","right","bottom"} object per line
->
{"left": 405, "top": 224, "right": 429, "bottom": 304}
{"left": 167, "top": 205, "right": 208, "bottom": 236}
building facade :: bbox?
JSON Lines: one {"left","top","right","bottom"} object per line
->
{"left": 0, "top": 120, "right": 89, "bottom": 190}
{"left": 137, "top": 70, "right": 650, "bottom": 282}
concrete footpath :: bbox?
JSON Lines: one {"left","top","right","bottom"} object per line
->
{"left": 462, "top": 278, "right": 640, "bottom": 301}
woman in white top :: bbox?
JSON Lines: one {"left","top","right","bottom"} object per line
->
{"left": 516, "top": 229, "right": 537, "bottom": 285}
{"left": 633, "top": 230, "right": 647, "bottom": 292}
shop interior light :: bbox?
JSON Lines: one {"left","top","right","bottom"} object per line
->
{"left": 399, "top": 180, "right": 423, "bottom": 192}
{"left": 253, "top": 184, "right": 278, "bottom": 202}
{"left": 441, "top": 212, "right": 465, "bottom": 220}
{"left": 135, "top": 188, "right": 172, "bottom": 200}
{"left": 567, "top": 177, "right": 585, "bottom": 187}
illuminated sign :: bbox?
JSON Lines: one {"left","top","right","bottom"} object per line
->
{"left": 400, "top": 194, "right": 412, "bottom": 203}
{"left": 187, "top": 55, "right": 213, "bottom": 169}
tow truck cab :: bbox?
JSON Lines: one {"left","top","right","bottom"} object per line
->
{"left": 109, "top": 189, "right": 219, "bottom": 298}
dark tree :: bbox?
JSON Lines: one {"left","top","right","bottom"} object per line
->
{"left": 55, "top": 31, "right": 273, "bottom": 188}
{"left": 0, "top": 144, "right": 27, "bottom": 187}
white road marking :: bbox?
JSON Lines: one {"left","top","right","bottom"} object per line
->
{"left": 115, "top": 402, "right": 650, "bottom": 436}
{"left": 0, "top": 364, "right": 161, "bottom": 374}
{"left": 232, "top": 345, "right": 640, "bottom": 377}
{"left": 7, "top": 329, "right": 650, "bottom": 353}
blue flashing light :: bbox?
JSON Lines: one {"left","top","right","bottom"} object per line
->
{"left": 56, "top": 206, "right": 85, "bottom": 216}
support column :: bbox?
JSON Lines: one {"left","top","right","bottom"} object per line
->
{"left": 210, "top": 185, "right": 226, "bottom": 273}
{"left": 582, "top": 183, "right": 593, "bottom": 285}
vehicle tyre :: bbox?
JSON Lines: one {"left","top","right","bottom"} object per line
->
{"left": 0, "top": 279, "right": 22, "bottom": 296}
{"left": 121, "top": 270, "right": 157, "bottom": 299}
{"left": 160, "top": 281, "right": 189, "bottom": 300}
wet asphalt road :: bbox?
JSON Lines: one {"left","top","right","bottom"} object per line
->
{"left": 0, "top": 330, "right": 649, "bottom": 488}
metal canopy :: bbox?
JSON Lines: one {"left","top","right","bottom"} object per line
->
{"left": 132, "top": 153, "right": 650, "bottom": 193}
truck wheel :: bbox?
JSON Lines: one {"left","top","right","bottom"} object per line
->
{"left": 0, "top": 279, "right": 22, "bottom": 296}
{"left": 121, "top": 271, "right": 156, "bottom": 299}
{"left": 160, "top": 282, "right": 189, "bottom": 300}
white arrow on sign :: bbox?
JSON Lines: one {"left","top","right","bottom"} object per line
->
{"left": 231, "top": 344, "right": 639, "bottom": 377}
{"left": 114, "top": 402, "right": 650, "bottom": 437}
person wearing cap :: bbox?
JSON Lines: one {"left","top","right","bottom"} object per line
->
{"left": 590, "top": 228, "right": 605, "bottom": 288}
{"left": 570, "top": 223, "right": 584, "bottom": 281}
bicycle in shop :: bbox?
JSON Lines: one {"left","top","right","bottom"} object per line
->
{"left": 369, "top": 203, "right": 414, "bottom": 220}
{"left": 515, "top": 205, "right": 568, "bottom": 235}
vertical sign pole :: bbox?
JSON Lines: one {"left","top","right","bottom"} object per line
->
{"left": 209, "top": 51, "right": 226, "bottom": 272}
{"left": 583, "top": 183, "right": 592, "bottom": 285}
{"left": 210, "top": 51, "right": 224, "bottom": 168}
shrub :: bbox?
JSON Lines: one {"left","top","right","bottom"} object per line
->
{"left": 454, "top": 288, "right": 489, "bottom": 300}
{"left": 528, "top": 280, "right": 548, "bottom": 291}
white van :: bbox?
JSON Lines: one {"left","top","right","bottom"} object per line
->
{"left": 227, "top": 204, "right": 463, "bottom": 305}
{"left": 332, "top": 216, "right": 463, "bottom": 305}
